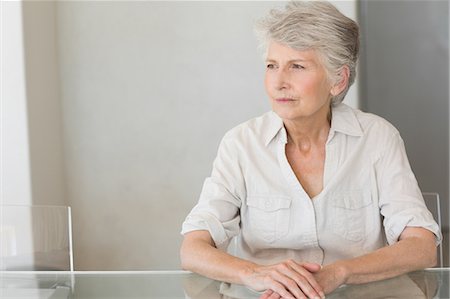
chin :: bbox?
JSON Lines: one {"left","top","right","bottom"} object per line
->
{"left": 273, "top": 109, "right": 303, "bottom": 121}
{"left": 271, "top": 104, "right": 300, "bottom": 118}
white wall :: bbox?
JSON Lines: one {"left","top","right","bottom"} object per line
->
{"left": 1, "top": 2, "right": 66, "bottom": 206}
{"left": 55, "top": 1, "right": 357, "bottom": 270}
{"left": 1, "top": 1, "right": 33, "bottom": 269}
{"left": 1, "top": 1, "right": 67, "bottom": 270}
{"left": 56, "top": 1, "right": 269, "bottom": 270}
{"left": 4, "top": 1, "right": 356, "bottom": 270}
{"left": 1, "top": 2, "right": 32, "bottom": 206}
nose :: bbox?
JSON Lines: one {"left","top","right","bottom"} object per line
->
{"left": 274, "top": 68, "right": 290, "bottom": 90}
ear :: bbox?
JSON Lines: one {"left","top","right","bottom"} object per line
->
{"left": 330, "top": 65, "right": 350, "bottom": 96}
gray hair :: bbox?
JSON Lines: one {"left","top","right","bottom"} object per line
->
{"left": 255, "top": 1, "right": 359, "bottom": 105}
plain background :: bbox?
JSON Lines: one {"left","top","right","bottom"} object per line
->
{"left": 57, "top": 1, "right": 357, "bottom": 270}
{"left": 358, "top": 0, "right": 449, "bottom": 265}
{"left": 12, "top": 0, "right": 450, "bottom": 271}
{"left": 3, "top": 1, "right": 358, "bottom": 270}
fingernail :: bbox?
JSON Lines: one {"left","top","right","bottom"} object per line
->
{"left": 320, "top": 292, "right": 326, "bottom": 299}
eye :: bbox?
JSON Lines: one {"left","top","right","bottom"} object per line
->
{"left": 292, "top": 64, "right": 305, "bottom": 69}
{"left": 266, "top": 63, "right": 277, "bottom": 70}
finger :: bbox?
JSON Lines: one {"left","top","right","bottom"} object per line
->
{"left": 262, "top": 289, "right": 281, "bottom": 299}
{"left": 282, "top": 261, "right": 323, "bottom": 299}
{"left": 300, "top": 262, "right": 322, "bottom": 273}
{"left": 270, "top": 270, "right": 306, "bottom": 299}
{"left": 275, "top": 270, "right": 312, "bottom": 299}
{"left": 265, "top": 278, "right": 297, "bottom": 299}
{"left": 259, "top": 289, "right": 274, "bottom": 299}
{"left": 268, "top": 291, "right": 282, "bottom": 299}
{"left": 292, "top": 264, "right": 325, "bottom": 298}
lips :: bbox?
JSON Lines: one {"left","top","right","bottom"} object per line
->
{"left": 275, "top": 98, "right": 296, "bottom": 102}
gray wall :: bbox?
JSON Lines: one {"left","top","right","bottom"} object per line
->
{"left": 359, "top": 0, "right": 449, "bottom": 265}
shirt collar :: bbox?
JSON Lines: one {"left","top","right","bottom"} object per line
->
{"left": 330, "top": 103, "right": 363, "bottom": 138}
{"left": 263, "top": 111, "right": 284, "bottom": 146}
{"left": 263, "top": 103, "right": 363, "bottom": 147}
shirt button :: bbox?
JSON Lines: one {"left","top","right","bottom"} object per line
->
{"left": 265, "top": 200, "right": 271, "bottom": 209}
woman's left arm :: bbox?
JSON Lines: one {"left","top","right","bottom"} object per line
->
{"left": 314, "top": 226, "right": 437, "bottom": 294}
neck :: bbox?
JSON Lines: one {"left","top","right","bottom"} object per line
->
{"left": 284, "top": 107, "right": 331, "bottom": 151}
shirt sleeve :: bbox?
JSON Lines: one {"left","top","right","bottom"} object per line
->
{"left": 377, "top": 132, "right": 442, "bottom": 245}
{"left": 181, "top": 133, "right": 245, "bottom": 250}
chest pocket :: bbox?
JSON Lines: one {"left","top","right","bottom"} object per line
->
{"left": 246, "top": 196, "right": 291, "bottom": 243}
{"left": 331, "top": 190, "right": 375, "bottom": 242}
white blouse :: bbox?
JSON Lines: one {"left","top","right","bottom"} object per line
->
{"left": 181, "top": 103, "right": 441, "bottom": 298}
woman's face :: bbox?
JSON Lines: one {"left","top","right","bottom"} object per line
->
{"left": 264, "top": 41, "right": 333, "bottom": 122}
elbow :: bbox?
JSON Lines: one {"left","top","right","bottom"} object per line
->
{"left": 180, "top": 256, "right": 192, "bottom": 272}
{"left": 421, "top": 239, "right": 438, "bottom": 268}
{"left": 180, "top": 261, "right": 190, "bottom": 271}
{"left": 427, "top": 247, "right": 438, "bottom": 268}
{"left": 401, "top": 228, "right": 439, "bottom": 269}
{"left": 425, "top": 236, "right": 438, "bottom": 268}
{"left": 180, "top": 242, "right": 192, "bottom": 271}
{"left": 180, "top": 230, "right": 215, "bottom": 272}
{"left": 180, "top": 237, "right": 202, "bottom": 272}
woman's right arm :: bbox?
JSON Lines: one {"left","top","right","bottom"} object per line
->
{"left": 180, "top": 230, "right": 324, "bottom": 299}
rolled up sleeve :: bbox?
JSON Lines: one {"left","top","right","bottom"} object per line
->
{"left": 377, "top": 133, "right": 442, "bottom": 245}
{"left": 181, "top": 133, "right": 245, "bottom": 250}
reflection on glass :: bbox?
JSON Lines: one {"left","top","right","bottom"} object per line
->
{"left": 0, "top": 270, "right": 444, "bottom": 298}
{"left": 182, "top": 271, "right": 439, "bottom": 299}
{"left": 0, "top": 205, "right": 73, "bottom": 271}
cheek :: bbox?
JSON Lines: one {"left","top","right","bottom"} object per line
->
{"left": 298, "top": 78, "right": 318, "bottom": 95}
{"left": 300, "top": 76, "right": 330, "bottom": 96}
{"left": 264, "top": 74, "right": 272, "bottom": 93}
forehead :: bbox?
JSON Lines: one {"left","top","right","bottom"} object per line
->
{"left": 266, "top": 41, "right": 320, "bottom": 64}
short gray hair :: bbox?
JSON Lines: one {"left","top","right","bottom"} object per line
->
{"left": 255, "top": 1, "right": 359, "bottom": 105}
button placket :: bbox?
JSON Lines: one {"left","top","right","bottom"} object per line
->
{"left": 276, "top": 135, "right": 319, "bottom": 248}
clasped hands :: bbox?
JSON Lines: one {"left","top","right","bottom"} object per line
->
{"left": 242, "top": 259, "right": 346, "bottom": 299}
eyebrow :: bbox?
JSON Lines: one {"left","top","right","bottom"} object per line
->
{"left": 265, "top": 58, "right": 310, "bottom": 63}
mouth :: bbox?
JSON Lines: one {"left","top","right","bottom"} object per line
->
{"left": 274, "top": 98, "right": 296, "bottom": 103}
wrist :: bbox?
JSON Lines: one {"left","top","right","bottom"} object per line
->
{"left": 335, "top": 261, "right": 351, "bottom": 284}
{"left": 237, "top": 262, "right": 258, "bottom": 285}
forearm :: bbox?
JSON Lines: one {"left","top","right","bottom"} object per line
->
{"left": 180, "top": 231, "right": 256, "bottom": 285}
{"left": 339, "top": 230, "right": 437, "bottom": 285}
{"left": 181, "top": 231, "right": 325, "bottom": 299}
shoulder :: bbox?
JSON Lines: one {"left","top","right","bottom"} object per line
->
{"left": 349, "top": 105, "right": 400, "bottom": 138}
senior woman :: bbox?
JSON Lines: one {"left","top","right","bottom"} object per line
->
{"left": 180, "top": 2, "right": 441, "bottom": 299}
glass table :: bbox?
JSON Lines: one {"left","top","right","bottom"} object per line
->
{"left": 1, "top": 269, "right": 449, "bottom": 298}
